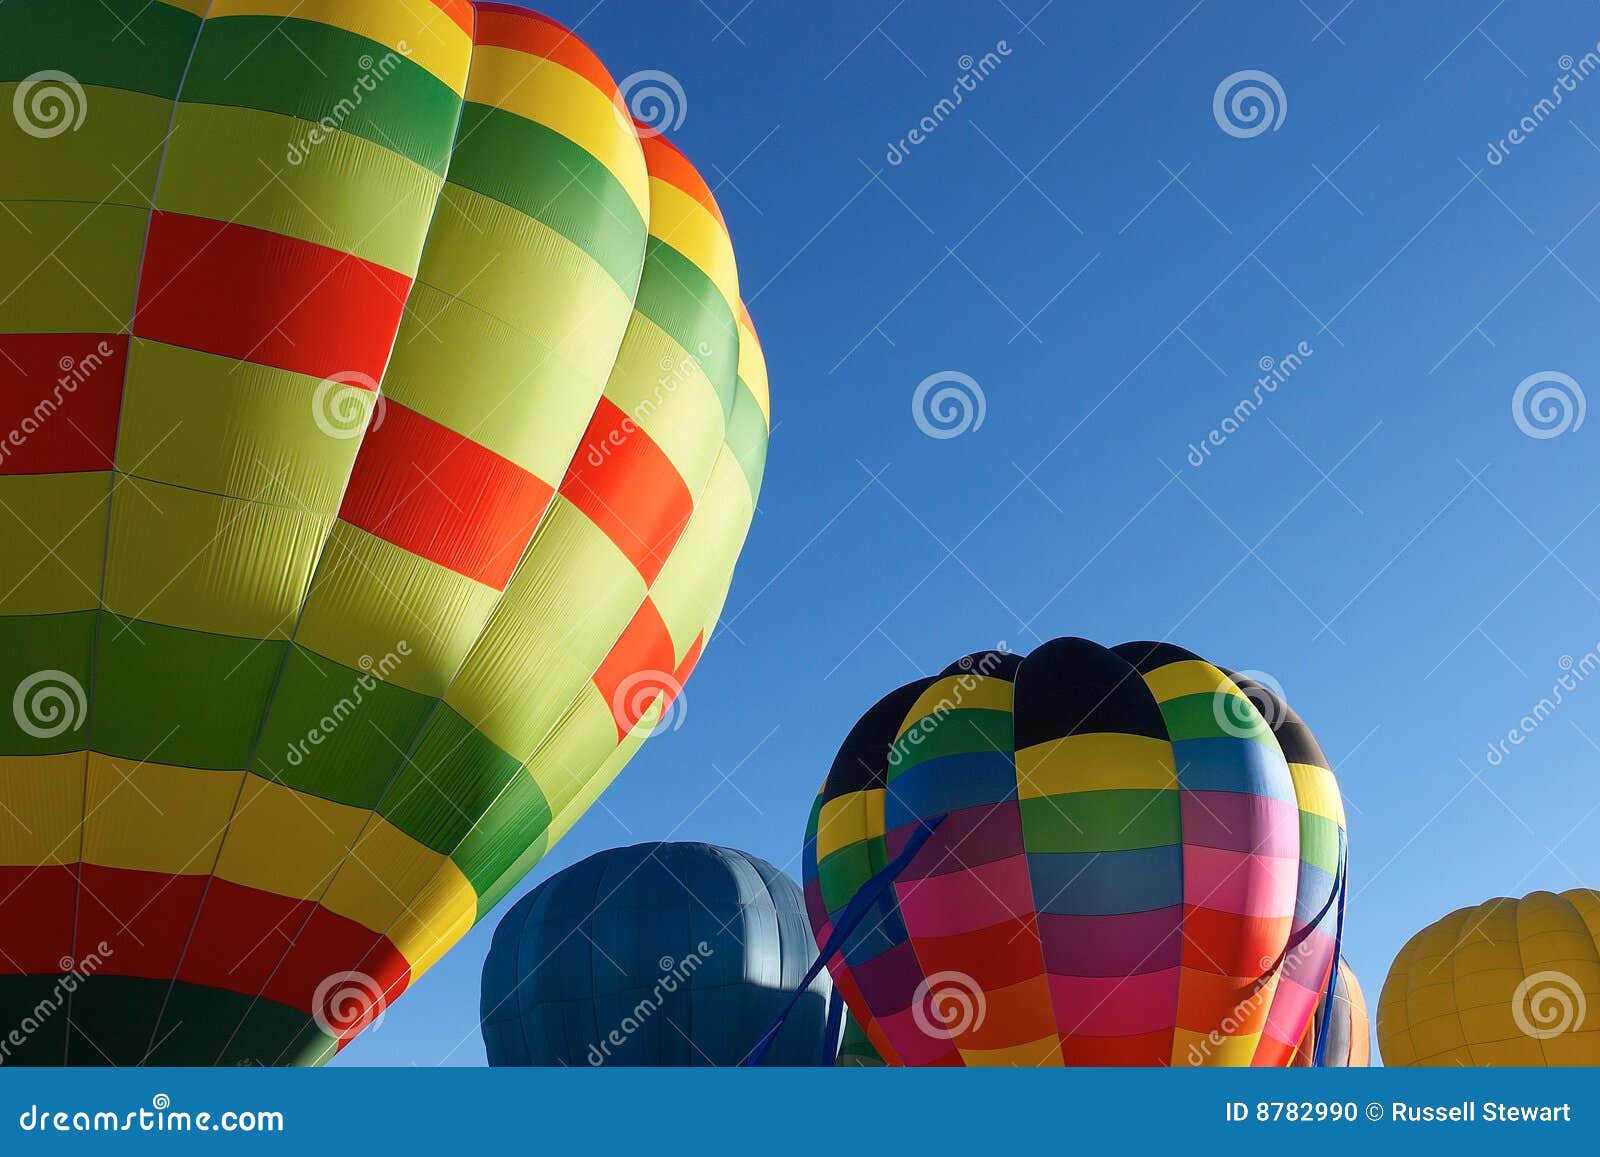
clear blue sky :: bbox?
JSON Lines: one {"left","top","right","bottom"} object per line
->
{"left": 342, "top": 0, "right": 1600, "bottom": 1065}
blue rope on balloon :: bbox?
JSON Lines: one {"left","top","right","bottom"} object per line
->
{"left": 745, "top": 813, "right": 947, "bottom": 1067}
{"left": 1313, "top": 827, "right": 1349, "bottom": 1068}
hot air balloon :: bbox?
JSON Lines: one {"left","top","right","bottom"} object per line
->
{"left": 480, "top": 843, "right": 834, "bottom": 1066}
{"left": 0, "top": 2, "right": 769, "bottom": 1065}
{"left": 801, "top": 639, "right": 1348, "bottom": 1066}
{"left": 1289, "top": 959, "right": 1369, "bottom": 1066}
{"left": 1378, "top": 889, "right": 1600, "bottom": 1066}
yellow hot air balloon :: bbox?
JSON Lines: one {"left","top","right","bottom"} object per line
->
{"left": 1378, "top": 889, "right": 1600, "bottom": 1065}
{"left": 0, "top": 1, "right": 768, "bottom": 1064}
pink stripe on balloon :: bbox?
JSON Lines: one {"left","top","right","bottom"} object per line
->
{"left": 1183, "top": 845, "right": 1299, "bottom": 917}
{"left": 1049, "top": 967, "right": 1182, "bottom": 1036}
{"left": 894, "top": 853, "right": 1034, "bottom": 937}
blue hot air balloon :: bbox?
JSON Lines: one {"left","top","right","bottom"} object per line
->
{"left": 481, "top": 843, "right": 835, "bottom": 1066}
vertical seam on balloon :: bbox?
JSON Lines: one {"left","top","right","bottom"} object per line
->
{"left": 58, "top": 0, "right": 215, "bottom": 1067}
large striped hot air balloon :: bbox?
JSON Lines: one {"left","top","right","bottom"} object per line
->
{"left": 1378, "top": 890, "right": 1600, "bottom": 1066}
{"left": 481, "top": 843, "right": 834, "bottom": 1067}
{"left": 0, "top": 1, "right": 769, "bottom": 1065}
{"left": 802, "top": 639, "right": 1348, "bottom": 1066}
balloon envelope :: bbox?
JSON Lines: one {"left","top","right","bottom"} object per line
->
{"left": 1290, "top": 958, "right": 1369, "bottom": 1066}
{"left": 0, "top": 2, "right": 767, "bottom": 1064}
{"left": 802, "top": 639, "right": 1347, "bottom": 1066}
{"left": 1379, "top": 889, "right": 1600, "bottom": 1065}
{"left": 481, "top": 843, "right": 834, "bottom": 1066}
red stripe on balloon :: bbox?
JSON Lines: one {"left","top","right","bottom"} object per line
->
{"left": 338, "top": 400, "right": 554, "bottom": 589}
{"left": 559, "top": 396, "right": 693, "bottom": 584}
{"left": 0, "top": 334, "right": 126, "bottom": 474}
{"left": 133, "top": 212, "right": 412, "bottom": 385}
{"left": 471, "top": 4, "right": 619, "bottom": 98}
{"left": 0, "top": 866, "right": 76, "bottom": 973}
{"left": 592, "top": 597, "right": 676, "bottom": 738}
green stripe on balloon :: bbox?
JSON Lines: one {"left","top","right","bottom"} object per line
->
{"left": 182, "top": 17, "right": 460, "bottom": 174}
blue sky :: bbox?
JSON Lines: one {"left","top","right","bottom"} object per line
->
{"left": 343, "top": 0, "right": 1600, "bottom": 1065}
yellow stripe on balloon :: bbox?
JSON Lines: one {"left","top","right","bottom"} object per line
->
{"left": 102, "top": 481, "right": 332, "bottom": 639}
{"left": 0, "top": 474, "right": 109, "bottom": 616}
{"left": 814, "top": 789, "right": 886, "bottom": 863}
{"left": 326, "top": 815, "right": 456, "bottom": 934}
{"left": 464, "top": 45, "right": 649, "bottom": 222}
{"left": 1140, "top": 659, "right": 1243, "bottom": 703}
{"left": 898, "top": 674, "right": 1014, "bottom": 735}
{"left": 1014, "top": 733, "right": 1178, "bottom": 799}
{"left": 204, "top": 0, "right": 474, "bottom": 95}
{"left": 80, "top": 756, "right": 242, "bottom": 875}
{"left": 0, "top": 754, "right": 84, "bottom": 866}
{"left": 1287, "top": 762, "right": 1345, "bottom": 825}
{"left": 294, "top": 525, "right": 500, "bottom": 698}
{"left": 647, "top": 177, "right": 740, "bottom": 317}
{"left": 387, "top": 862, "right": 477, "bottom": 979}
{"left": 214, "top": 776, "right": 366, "bottom": 901}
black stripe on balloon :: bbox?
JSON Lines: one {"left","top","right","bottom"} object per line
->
{"left": 1013, "top": 637, "right": 1167, "bottom": 747}
{"left": 822, "top": 677, "right": 940, "bottom": 800}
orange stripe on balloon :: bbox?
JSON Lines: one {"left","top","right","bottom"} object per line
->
{"left": 471, "top": 3, "right": 620, "bottom": 98}
{"left": 433, "top": 0, "right": 475, "bottom": 36}
{"left": 337, "top": 401, "right": 555, "bottom": 590}
{"left": 133, "top": 212, "right": 413, "bottom": 384}
{"left": 593, "top": 598, "right": 676, "bottom": 738}
{"left": 0, "top": 334, "right": 126, "bottom": 474}
{"left": 559, "top": 397, "right": 694, "bottom": 585}
{"left": 639, "top": 134, "right": 727, "bottom": 229}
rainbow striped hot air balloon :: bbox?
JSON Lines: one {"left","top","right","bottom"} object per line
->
{"left": 802, "top": 639, "right": 1348, "bottom": 1066}
{"left": 0, "top": 0, "right": 769, "bottom": 1065}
